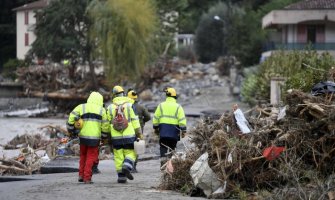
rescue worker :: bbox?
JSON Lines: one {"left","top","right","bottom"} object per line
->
{"left": 153, "top": 87, "right": 187, "bottom": 166}
{"left": 107, "top": 86, "right": 142, "bottom": 183}
{"left": 127, "top": 88, "right": 151, "bottom": 132}
{"left": 67, "top": 91, "right": 109, "bottom": 184}
{"left": 127, "top": 88, "right": 151, "bottom": 172}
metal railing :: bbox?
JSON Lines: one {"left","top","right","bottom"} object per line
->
{"left": 263, "top": 42, "right": 335, "bottom": 51}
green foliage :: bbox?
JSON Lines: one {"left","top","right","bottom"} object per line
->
{"left": 0, "top": 0, "right": 36, "bottom": 70}
{"left": 30, "top": 0, "right": 91, "bottom": 63}
{"left": 241, "top": 51, "right": 335, "bottom": 105}
{"left": 178, "top": 0, "right": 219, "bottom": 33}
{"left": 2, "top": 58, "right": 26, "bottom": 80}
{"left": 227, "top": 9, "right": 265, "bottom": 66}
{"left": 194, "top": 2, "right": 243, "bottom": 63}
{"left": 154, "top": 0, "right": 187, "bottom": 55}
{"left": 88, "top": 0, "right": 158, "bottom": 80}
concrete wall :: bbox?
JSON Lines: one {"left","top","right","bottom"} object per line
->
{"left": 0, "top": 83, "right": 23, "bottom": 98}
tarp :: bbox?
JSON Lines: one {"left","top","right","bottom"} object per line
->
{"left": 311, "top": 81, "right": 335, "bottom": 96}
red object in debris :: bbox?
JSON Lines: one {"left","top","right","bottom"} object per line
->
{"left": 262, "top": 146, "right": 285, "bottom": 161}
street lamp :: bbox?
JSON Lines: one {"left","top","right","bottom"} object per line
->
{"left": 213, "top": 15, "right": 225, "bottom": 56}
{"left": 213, "top": 15, "right": 222, "bottom": 21}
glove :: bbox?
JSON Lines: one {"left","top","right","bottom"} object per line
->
{"left": 154, "top": 128, "right": 159, "bottom": 136}
{"left": 101, "top": 138, "right": 109, "bottom": 145}
{"left": 138, "top": 134, "right": 144, "bottom": 140}
{"left": 181, "top": 130, "right": 187, "bottom": 138}
{"left": 68, "top": 129, "right": 80, "bottom": 139}
{"left": 135, "top": 128, "right": 142, "bottom": 138}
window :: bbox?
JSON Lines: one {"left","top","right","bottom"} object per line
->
{"left": 25, "top": 33, "right": 29, "bottom": 46}
{"left": 307, "top": 25, "right": 316, "bottom": 43}
{"left": 24, "top": 11, "right": 29, "bottom": 25}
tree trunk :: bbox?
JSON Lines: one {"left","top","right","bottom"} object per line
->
{"left": 88, "top": 58, "right": 98, "bottom": 90}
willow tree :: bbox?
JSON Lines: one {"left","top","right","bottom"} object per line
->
{"left": 88, "top": 0, "right": 158, "bottom": 81}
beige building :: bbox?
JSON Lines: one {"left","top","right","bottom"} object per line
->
{"left": 262, "top": 0, "right": 335, "bottom": 60}
{"left": 13, "top": 0, "right": 48, "bottom": 60}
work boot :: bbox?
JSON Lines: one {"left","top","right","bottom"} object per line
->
{"left": 117, "top": 178, "right": 127, "bottom": 184}
{"left": 131, "top": 162, "right": 138, "bottom": 173}
{"left": 131, "top": 168, "right": 138, "bottom": 173}
{"left": 92, "top": 164, "right": 101, "bottom": 174}
{"left": 84, "top": 180, "right": 93, "bottom": 184}
{"left": 122, "top": 167, "right": 134, "bottom": 180}
{"left": 78, "top": 176, "right": 83, "bottom": 182}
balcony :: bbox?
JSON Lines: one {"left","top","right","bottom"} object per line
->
{"left": 263, "top": 42, "right": 335, "bottom": 52}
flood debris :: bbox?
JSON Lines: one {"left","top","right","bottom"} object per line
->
{"left": 0, "top": 125, "right": 111, "bottom": 175}
{"left": 159, "top": 89, "right": 335, "bottom": 199}
{"left": 15, "top": 64, "right": 110, "bottom": 113}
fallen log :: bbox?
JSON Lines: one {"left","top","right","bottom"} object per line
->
{"left": 0, "top": 164, "right": 29, "bottom": 174}
{"left": 0, "top": 158, "right": 27, "bottom": 169}
{"left": 29, "top": 91, "right": 88, "bottom": 100}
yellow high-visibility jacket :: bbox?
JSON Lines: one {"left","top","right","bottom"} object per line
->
{"left": 153, "top": 97, "right": 186, "bottom": 141}
{"left": 67, "top": 92, "right": 109, "bottom": 146}
{"left": 107, "top": 96, "right": 140, "bottom": 149}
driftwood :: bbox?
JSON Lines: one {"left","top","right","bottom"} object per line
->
{"left": 0, "top": 164, "right": 29, "bottom": 174}
{"left": 29, "top": 91, "right": 88, "bottom": 100}
{"left": 0, "top": 158, "right": 27, "bottom": 170}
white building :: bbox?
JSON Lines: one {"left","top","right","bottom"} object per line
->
{"left": 174, "top": 34, "right": 194, "bottom": 50}
{"left": 13, "top": 0, "right": 48, "bottom": 60}
{"left": 262, "top": 0, "right": 335, "bottom": 60}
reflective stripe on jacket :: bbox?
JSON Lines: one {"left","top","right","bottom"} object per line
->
{"left": 153, "top": 97, "right": 187, "bottom": 141}
{"left": 107, "top": 96, "right": 140, "bottom": 149}
{"left": 67, "top": 92, "right": 109, "bottom": 146}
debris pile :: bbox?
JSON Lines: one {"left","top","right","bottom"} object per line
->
{"left": 0, "top": 146, "right": 43, "bottom": 175}
{"left": 15, "top": 64, "right": 110, "bottom": 113}
{"left": 0, "top": 125, "right": 111, "bottom": 175}
{"left": 160, "top": 89, "right": 335, "bottom": 199}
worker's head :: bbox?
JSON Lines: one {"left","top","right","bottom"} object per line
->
{"left": 164, "top": 87, "right": 177, "bottom": 99}
{"left": 112, "top": 85, "right": 124, "bottom": 97}
{"left": 127, "top": 88, "right": 138, "bottom": 100}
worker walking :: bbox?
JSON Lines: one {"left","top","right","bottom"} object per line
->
{"left": 127, "top": 88, "right": 151, "bottom": 172}
{"left": 127, "top": 88, "right": 151, "bottom": 132}
{"left": 67, "top": 91, "right": 109, "bottom": 184}
{"left": 153, "top": 87, "right": 187, "bottom": 166}
{"left": 107, "top": 86, "right": 142, "bottom": 183}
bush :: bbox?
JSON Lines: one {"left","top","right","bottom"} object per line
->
{"left": 241, "top": 50, "right": 335, "bottom": 105}
{"left": 2, "top": 58, "right": 27, "bottom": 80}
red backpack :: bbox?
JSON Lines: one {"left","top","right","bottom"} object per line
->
{"left": 112, "top": 103, "right": 128, "bottom": 131}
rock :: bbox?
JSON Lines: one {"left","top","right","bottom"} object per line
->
{"left": 210, "top": 75, "right": 219, "bottom": 82}
{"left": 139, "top": 89, "right": 153, "bottom": 101}
{"left": 192, "top": 89, "right": 201, "bottom": 96}
{"left": 206, "top": 67, "right": 217, "bottom": 75}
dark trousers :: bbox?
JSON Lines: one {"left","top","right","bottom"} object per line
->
{"left": 159, "top": 138, "right": 177, "bottom": 158}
